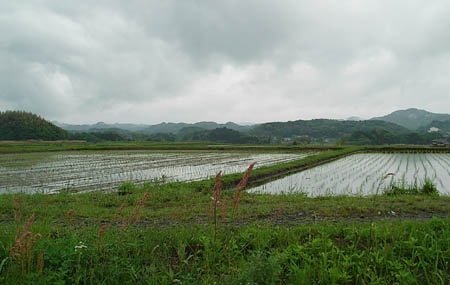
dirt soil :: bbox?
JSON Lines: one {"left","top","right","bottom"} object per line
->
{"left": 2, "top": 210, "right": 447, "bottom": 230}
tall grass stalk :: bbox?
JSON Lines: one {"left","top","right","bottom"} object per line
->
{"left": 66, "top": 209, "right": 75, "bottom": 226}
{"left": 13, "top": 195, "right": 21, "bottom": 223}
{"left": 9, "top": 214, "right": 42, "bottom": 274}
{"left": 120, "top": 192, "right": 150, "bottom": 230}
{"left": 232, "top": 162, "right": 256, "bottom": 219}
{"left": 96, "top": 225, "right": 109, "bottom": 252}
{"left": 211, "top": 171, "right": 222, "bottom": 242}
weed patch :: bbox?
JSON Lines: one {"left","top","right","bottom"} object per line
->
{"left": 384, "top": 178, "right": 439, "bottom": 196}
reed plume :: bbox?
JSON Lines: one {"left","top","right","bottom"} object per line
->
{"left": 212, "top": 171, "right": 222, "bottom": 240}
{"left": 120, "top": 192, "right": 150, "bottom": 230}
{"left": 232, "top": 162, "right": 256, "bottom": 219}
{"left": 66, "top": 209, "right": 75, "bottom": 226}
{"left": 96, "top": 225, "right": 109, "bottom": 251}
{"left": 13, "top": 195, "right": 22, "bottom": 223}
{"left": 10, "top": 214, "right": 42, "bottom": 274}
{"left": 270, "top": 206, "right": 284, "bottom": 223}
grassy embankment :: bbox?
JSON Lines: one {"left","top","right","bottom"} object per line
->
{"left": 1, "top": 140, "right": 449, "bottom": 153}
{"left": 1, "top": 179, "right": 449, "bottom": 283}
{"left": 0, "top": 140, "right": 345, "bottom": 154}
{"left": 0, "top": 142, "right": 449, "bottom": 283}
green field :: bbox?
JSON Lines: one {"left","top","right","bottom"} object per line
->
{"left": 0, "top": 142, "right": 449, "bottom": 283}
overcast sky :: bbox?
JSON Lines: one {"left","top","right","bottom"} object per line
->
{"left": 1, "top": 1, "right": 449, "bottom": 124}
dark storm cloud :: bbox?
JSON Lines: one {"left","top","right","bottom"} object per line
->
{"left": 1, "top": 1, "right": 449, "bottom": 123}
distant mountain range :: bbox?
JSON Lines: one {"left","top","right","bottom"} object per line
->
{"left": 55, "top": 108, "right": 450, "bottom": 135}
{"left": 53, "top": 121, "right": 149, "bottom": 132}
{"left": 3, "top": 108, "right": 447, "bottom": 144}
{"left": 346, "top": 116, "right": 366, "bottom": 121}
{"left": 370, "top": 108, "right": 450, "bottom": 130}
{"left": 54, "top": 121, "right": 255, "bottom": 134}
{"left": 141, "top": 121, "right": 254, "bottom": 134}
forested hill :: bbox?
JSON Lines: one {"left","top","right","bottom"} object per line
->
{"left": 140, "top": 121, "right": 253, "bottom": 135}
{"left": 2, "top": 110, "right": 444, "bottom": 144}
{"left": 180, "top": 127, "right": 259, "bottom": 144}
{"left": 371, "top": 108, "right": 450, "bottom": 130}
{"left": 249, "top": 119, "right": 410, "bottom": 139}
{"left": 0, "top": 111, "right": 68, "bottom": 140}
{"left": 417, "top": 120, "right": 450, "bottom": 135}
{"left": 55, "top": 121, "right": 254, "bottom": 134}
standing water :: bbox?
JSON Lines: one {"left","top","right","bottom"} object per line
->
{"left": 249, "top": 153, "right": 450, "bottom": 196}
{"left": 0, "top": 150, "right": 313, "bottom": 194}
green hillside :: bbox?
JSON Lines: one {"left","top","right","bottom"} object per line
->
{"left": 371, "top": 108, "right": 450, "bottom": 130}
{"left": 417, "top": 120, "right": 450, "bottom": 136}
{"left": 182, "top": 127, "right": 259, "bottom": 144}
{"left": 249, "top": 119, "right": 409, "bottom": 139}
{"left": 141, "top": 121, "right": 253, "bottom": 135}
{"left": 0, "top": 111, "right": 67, "bottom": 141}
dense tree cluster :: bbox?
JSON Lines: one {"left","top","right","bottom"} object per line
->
{"left": 341, "top": 129, "right": 445, "bottom": 145}
{"left": 182, "top": 127, "right": 259, "bottom": 144}
{"left": 68, "top": 131, "right": 128, "bottom": 142}
{"left": 417, "top": 120, "right": 450, "bottom": 134}
{"left": 0, "top": 111, "right": 68, "bottom": 140}
{"left": 249, "top": 119, "right": 409, "bottom": 140}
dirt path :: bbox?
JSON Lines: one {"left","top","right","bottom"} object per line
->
{"left": 2, "top": 210, "right": 447, "bottom": 229}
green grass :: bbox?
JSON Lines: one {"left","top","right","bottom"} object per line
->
{"left": 0, "top": 143, "right": 449, "bottom": 283}
{"left": 2, "top": 180, "right": 448, "bottom": 224}
{"left": 0, "top": 180, "right": 449, "bottom": 283}
{"left": 1, "top": 214, "right": 449, "bottom": 284}
{"left": 0, "top": 140, "right": 447, "bottom": 155}
{"left": 0, "top": 141, "right": 346, "bottom": 154}
{"left": 384, "top": 179, "right": 440, "bottom": 196}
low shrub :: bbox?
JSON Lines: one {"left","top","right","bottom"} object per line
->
{"left": 384, "top": 178, "right": 439, "bottom": 196}
{"left": 117, "top": 182, "right": 135, "bottom": 195}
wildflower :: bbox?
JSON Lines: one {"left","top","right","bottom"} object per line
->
{"left": 75, "top": 241, "right": 87, "bottom": 251}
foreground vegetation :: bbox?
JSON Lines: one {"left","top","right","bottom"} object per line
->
{"left": 2, "top": 216, "right": 449, "bottom": 284}
{"left": 0, "top": 143, "right": 449, "bottom": 282}
{"left": 0, "top": 177, "right": 449, "bottom": 283}
{"left": 0, "top": 140, "right": 344, "bottom": 154}
{"left": 1, "top": 140, "right": 448, "bottom": 155}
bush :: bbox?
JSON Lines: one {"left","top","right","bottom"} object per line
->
{"left": 422, "top": 179, "right": 438, "bottom": 195}
{"left": 118, "top": 182, "right": 135, "bottom": 195}
{"left": 384, "top": 178, "right": 439, "bottom": 196}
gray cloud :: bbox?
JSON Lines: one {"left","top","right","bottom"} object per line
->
{"left": 1, "top": 1, "right": 449, "bottom": 124}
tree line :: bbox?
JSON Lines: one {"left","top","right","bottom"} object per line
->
{"left": 1, "top": 111, "right": 448, "bottom": 145}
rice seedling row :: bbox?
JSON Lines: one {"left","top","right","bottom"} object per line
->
{"left": 0, "top": 151, "right": 313, "bottom": 194}
{"left": 250, "top": 153, "right": 450, "bottom": 196}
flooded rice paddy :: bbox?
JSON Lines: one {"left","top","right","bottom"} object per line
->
{"left": 0, "top": 151, "right": 311, "bottom": 194}
{"left": 250, "top": 153, "right": 450, "bottom": 196}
